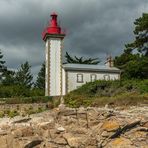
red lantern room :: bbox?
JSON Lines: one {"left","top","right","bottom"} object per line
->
{"left": 42, "top": 12, "right": 65, "bottom": 41}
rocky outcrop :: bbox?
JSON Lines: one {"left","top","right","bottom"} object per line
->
{"left": 0, "top": 105, "right": 147, "bottom": 148}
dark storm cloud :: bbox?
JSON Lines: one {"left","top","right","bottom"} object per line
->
{"left": 0, "top": 0, "right": 147, "bottom": 77}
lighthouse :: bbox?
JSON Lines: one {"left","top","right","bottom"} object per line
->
{"left": 42, "top": 12, "right": 65, "bottom": 96}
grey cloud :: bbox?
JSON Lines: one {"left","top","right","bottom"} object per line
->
{"left": 0, "top": 0, "right": 148, "bottom": 79}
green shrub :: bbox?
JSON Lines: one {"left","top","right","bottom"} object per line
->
{"left": 1, "top": 96, "right": 52, "bottom": 104}
{"left": 0, "top": 111, "right": 5, "bottom": 118}
{"left": 0, "top": 85, "right": 44, "bottom": 98}
{"left": 8, "top": 110, "right": 19, "bottom": 118}
{"left": 64, "top": 79, "right": 148, "bottom": 107}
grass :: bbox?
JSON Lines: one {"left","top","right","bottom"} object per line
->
{"left": 0, "top": 96, "right": 53, "bottom": 104}
{"left": 64, "top": 79, "right": 148, "bottom": 108}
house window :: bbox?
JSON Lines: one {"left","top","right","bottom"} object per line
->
{"left": 77, "top": 74, "right": 83, "bottom": 83}
{"left": 104, "top": 74, "right": 110, "bottom": 80}
{"left": 91, "top": 74, "right": 97, "bottom": 82}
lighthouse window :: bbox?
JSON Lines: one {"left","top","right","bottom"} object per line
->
{"left": 77, "top": 74, "right": 83, "bottom": 83}
{"left": 91, "top": 74, "right": 97, "bottom": 82}
{"left": 104, "top": 74, "right": 110, "bottom": 80}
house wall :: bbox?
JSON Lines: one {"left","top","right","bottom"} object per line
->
{"left": 62, "top": 68, "right": 66, "bottom": 96}
{"left": 66, "top": 70, "right": 120, "bottom": 92}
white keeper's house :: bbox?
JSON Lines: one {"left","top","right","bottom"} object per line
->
{"left": 42, "top": 12, "right": 120, "bottom": 96}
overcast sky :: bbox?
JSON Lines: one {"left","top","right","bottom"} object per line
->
{"left": 0, "top": 0, "right": 148, "bottom": 79}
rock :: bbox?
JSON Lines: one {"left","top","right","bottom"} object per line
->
{"left": 49, "top": 129, "right": 58, "bottom": 139}
{"left": 12, "top": 126, "right": 34, "bottom": 138}
{"left": 142, "top": 121, "right": 148, "bottom": 128}
{"left": 70, "top": 127, "right": 87, "bottom": 135}
{"left": 106, "top": 137, "right": 133, "bottom": 148}
{"left": 110, "top": 120, "right": 140, "bottom": 138}
{"left": 0, "top": 130, "right": 7, "bottom": 136}
{"left": 63, "top": 133, "right": 81, "bottom": 148}
{"left": 21, "top": 127, "right": 34, "bottom": 137}
{"left": 56, "top": 126, "right": 66, "bottom": 133}
{"left": 13, "top": 118, "right": 31, "bottom": 124}
{"left": 102, "top": 119, "right": 120, "bottom": 132}
{"left": 0, "top": 106, "right": 147, "bottom": 147}
{"left": 0, "top": 136, "right": 7, "bottom": 148}
{"left": 101, "top": 131, "right": 110, "bottom": 137}
{"left": 54, "top": 137, "right": 67, "bottom": 145}
{"left": 58, "top": 104, "right": 66, "bottom": 110}
{"left": 24, "top": 137, "right": 43, "bottom": 148}
{"left": 12, "top": 128, "right": 22, "bottom": 138}
{"left": 58, "top": 109, "right": 76, "bottom": 116}
{"left": 38, "top": 120, "right": 54, "bottom": 130}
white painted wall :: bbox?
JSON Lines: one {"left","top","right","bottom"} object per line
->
{"left": 50, "top": 39, "right": 61, "bottom": 96}
{"left": 45, "top": 41, "right": 49, "bottom": 96}
{"left": 45, "top": 38, "right": 62, "bottom": 96}
{"left": 67, "top": 71, "right": 120, "bottom": 92}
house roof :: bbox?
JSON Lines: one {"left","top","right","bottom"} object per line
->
{"left": 63, "top": 63, "right": 120, "bottom": 73}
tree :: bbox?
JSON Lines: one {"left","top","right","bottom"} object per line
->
{"left": 15, "top": 61, "right": 33, "bottom": 88}
{"left": 126, "top": 13, "right": 148, "bottom": 56}
{"left": 2, "top": 70, "right": 16, "bottom": 86}
{"left": 65, "top": 52, "right": 100, "bottom": 64}
{"left": 0, "top": 50, "right": 6, "bottom": 83}
{"left": 35, "top": 62, "right": 45, "bottom": 89}
{"left": 114, "top": 13, "right": 148, "bottom": 79}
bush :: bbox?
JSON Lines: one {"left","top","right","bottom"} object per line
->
{"left": 8, "top": 110, "right": 19, "bottom": 118}
{"left": 64, "top": 79, "right": 148, "bottom": 107}
{"left": 0, "top": 111, "right": 5, "bottom": 118}
{"left": 1, "top": 96, "right": 52, "bottom": 104}
{"left": 0, "top": 85, "right": 44, "bottom": 98}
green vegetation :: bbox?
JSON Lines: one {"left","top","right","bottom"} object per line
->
{"left": 0, "top": 85, "right": 44, "bottom": 98}
{"left": 0, "top": 111, "right": 5, "bottom": 118}
{"left": 26, "top": 106, "right": 47, "bottom": 115}
{"left": 0, "top": 96, "right": 61, "bottom": 118}
{"left": 65, "top": 52, "right": 100, "bottom": 64}
{"left": 35, "top": 62, "right": 45, "bottom": 89}
{"left": 0, "top": 96, "right": 52, "bottom": 104}
{"left": 15, "top": 61, "right": 33, "bottom": 88}
{"left": 114, "top": 13, "right": 148, "bottom": 79}
{"left": 0, "top": 51, "right": 45, "bottom": 98}
{"left": 64, "top": 80, "right": 148, "bottom": 108}
{"left": 0, "top": 13, "right": 147, "bottom": 110}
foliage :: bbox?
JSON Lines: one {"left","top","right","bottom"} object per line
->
{"left": 64, "top": 79, "right": 148, "bottom": 108}
{"left": 0, "top": 96, "right": 52, "bottom": 104}
{"left": 26, "top": 106, "right": 47, "bottom": 115}
{"left": 0, "top": 111, "right": 5, "bottom": 118}
{"left": 128, "top": 13, "right": 148, "bottom": 56}
{"left": 0, "top": 85, "right": 44, "bottom": 98}
{"left": 35, "top": 62, "right": 45, "bottom": 89}
{"left": 8, "top": 110, "right": 19, "bottom": 118}
{"left": 2, "top": 70, "right": 16, "bottom": 86}
{"left": 0, "top": 50, "right": 7, "bottom": 83}
{"left": 65, "top": 52, "right": 100, "bottom": 64}
{"left": 114, "top": 13, "right": 148, "bottom": 79}
{"left": 15, "top": 61, "right": 33, "bottom": 88}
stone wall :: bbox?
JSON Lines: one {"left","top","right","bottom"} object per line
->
{"left": 0, "top": 103, "right": 48, "bottom": 116}
{"left": 0, "top": 105, "right": 147, "bottom": 148}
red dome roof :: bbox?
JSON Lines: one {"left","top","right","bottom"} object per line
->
{"left": 42, "top": 12, "right": 65, "bottom": 41}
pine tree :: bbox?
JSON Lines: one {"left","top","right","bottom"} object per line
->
{"left": 65, "top": 52, "right": 100, "bottom": 64}
{"left": 15, "top": 61, "right": 33, "bottom": 88}
{"left": 114, "top": 13, "right": 148, "bottom": 79}
{"left": 35, "top": 62, "right": 45, "bottom": 89}
{"left": 2, "top": 70, "right": 16, "bottom": 86}
{"left": 0, "top": 50, "right": 6, "bottom": 83}
{"left": 126, "top": 13, "right": 148, "bottom": 56}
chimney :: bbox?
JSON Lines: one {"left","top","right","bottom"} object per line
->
{"left": 105, "top": 56, "right": 114, "bottom": 67}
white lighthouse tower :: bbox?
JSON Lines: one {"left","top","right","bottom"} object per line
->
{"left": 42, "top": 12, "right": 65, "bottom": 96}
